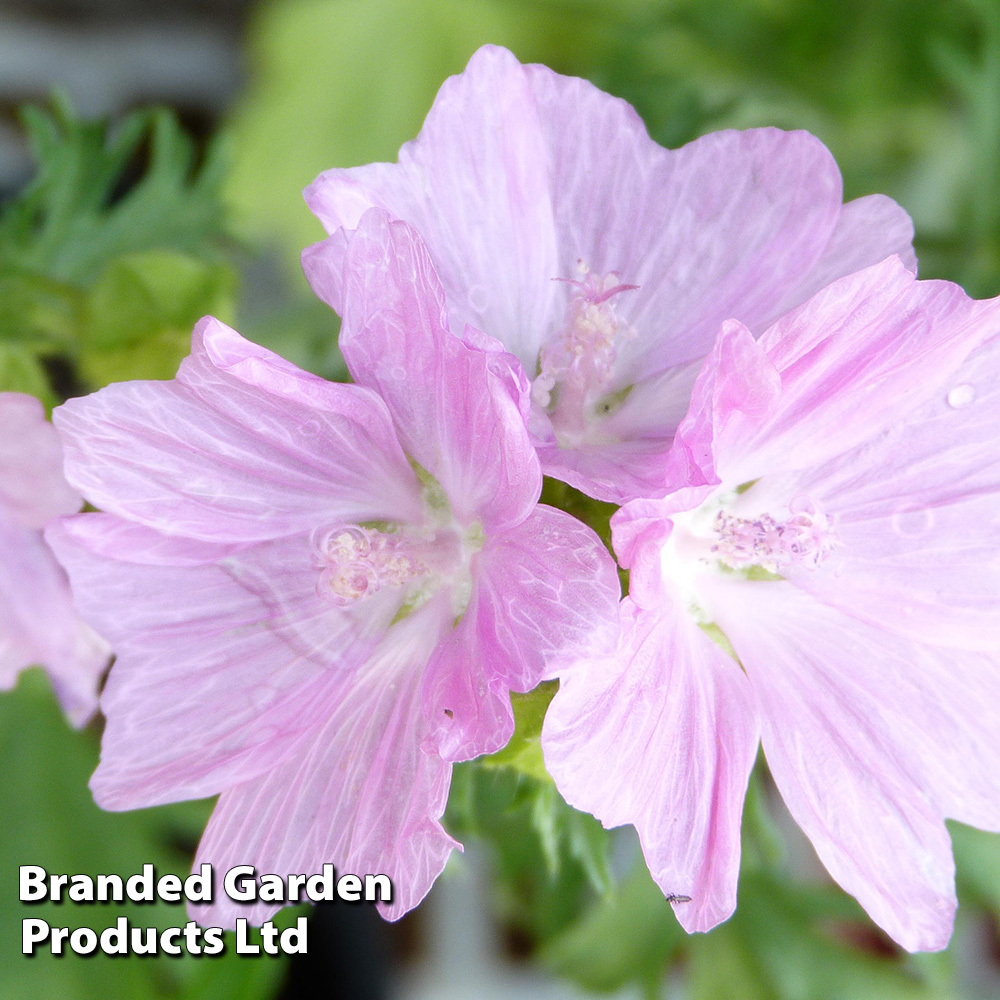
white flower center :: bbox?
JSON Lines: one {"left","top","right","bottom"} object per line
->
{"left": 531, "top": 261, "right": 637, "bottom": 445}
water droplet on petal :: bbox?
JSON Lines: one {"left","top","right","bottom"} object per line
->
{"left": 467, "top": 284, "right": 489, "bottom": 312}
{"left": 300, "top": 419, "right": 320, "bottom": 436}
{"left": 946, "top": 383, "right": 976, "bottom": 409}
{"left": 891, "top": 506, "right": 934, "bottom": 537}
{"left": 390, "top": 366, "right": 406, "bottom": 381}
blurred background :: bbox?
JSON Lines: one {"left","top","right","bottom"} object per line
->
{"left": 3, "top": 1, "right": 1000, "bottom": 997}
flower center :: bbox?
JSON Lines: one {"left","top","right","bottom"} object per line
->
{"left": 531, "top": 261, "right": 638, "bottom": 444}
{"left": 711, "top": 503, "right": 839, "bottom": 574}
{"left": 313, "top": 525, "right": 427, "bottom": 606}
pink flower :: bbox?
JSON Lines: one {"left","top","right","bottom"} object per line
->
{"left": 302, "top": 44, "right": 915, "bottom": 503}
{"left": 0, "top": 392, "right": 108, "bottom": 725}
{"left": 542, "top": 257, "right": 1000, "bottom": 951}
{"left": 46, "top": 210, "right": 620, "bottom": 925}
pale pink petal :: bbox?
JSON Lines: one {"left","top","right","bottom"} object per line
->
{"left": 523, "top": 64, "right": 843, "bottom": 377}
{"left": 0, "top": 509, "right": 107, "bottom": 724}
{"left": 48, "top": 515, "right": 394, "bottom": 807}
{"left": 543, "top": 597, "right": 759, "bottom": 934}
{"left": 0, "top": 392, "right": 80, "bottom": 527}
{"left": 535, "top": 357, "right": 702, "bottom": 503}
{"left": 189, "top": 595, "right": 458, "bottom": 927}
{"left": 421, "top": 503, "right": 621, "bottom": 760}
{"left": 672, "top": 260, "right": 999, "bottom": 488}
{"left": 55, "top": 317, "right": 423, "bottom": 543}
{"left": 782, "top": 332, "right": 1000, "bottom": 649}
{"left": 339, "top": 210, "right": 541, "bottom": 530}
{"left": 710, "top": 578, "right": 958, "bottom": 952}
{"left": 765, "top": 193, "right": 917, "bottom": 321}
{"left": 419, "top": 613, "right": 514, "bottom": 764}
{"left": 306, "top": 45, "right": 559, "bottom": 369}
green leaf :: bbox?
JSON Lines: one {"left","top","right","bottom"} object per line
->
{"left": 1, "top": 99, "right": 229, "bottom": 286}
{"left": 688, "top": 871, "right": 957, "bottom": 1000}
{"left": 77, "top": 250, "right": 237, "bottom": 384}
{"left": 951, "top": 820, "right": 1000, "bottom": 913}
{"left": 479, "top": 681, "right": 557, "bottom": 782}
{"left": 541, "top": 860, "right": 685, "bottom": 996}
{"left": 0, "top": 343, "right": 56, "bottom": 408}
{"left": 444, "top": 762, "right": 611, "bottom": 942}
{"left": 1, "top": 670, "right": 289, "bottom": 999}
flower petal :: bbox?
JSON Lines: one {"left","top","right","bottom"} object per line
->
{"left": 766, "top": 193, "right": 917, "bottom": 320}
{"left": 674, "top": 260, "right": 999, "bottom": 488}
{"left": 421, "top": 503, "right": 621, "bottom": 760}
{"left": 543, "top": 596, "right": 759, "bottom": 934}
{"left": 48, "top": 515, "right": 392, "bottom": 807}
{"left": 710, "top": 578, "right": 959, "bottom": 952}
{"left": 784, "top": 331, "right": 1000, "bottom": 650}
{"left": 0, "top": 509, "right": 107, "bottom": 724}
{"left": 189, "top": 595, "right": 458, "bottom": 927}
{"left": 523, "top": 64, "right": 844, "bottom": 378}
{"left": 339, "top": 209, "right": 541, "bottom": 529}
{"left": 306, "top": 45, "right": 559, "bottom": 369}
{"left": 0, "top": 392, "right": 81, "bottom": 527}
{"left": 55, "top": 316, "right": 422, "bottom": 543}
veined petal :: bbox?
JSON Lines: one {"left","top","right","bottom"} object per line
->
{"left": 48, "top": 515, "right": 391, "bottom": 807}
{"left": 712, "top": 259, "right": 997, "bottom": 484}
{"left": 0, "top": 392, "right": 80, "bottom": 528}
{"left": 785, "top": 332, "right": 1000, "bottom": 649}
{"left": 710, "top": 578, "right": 958, "bottom": 952}
{"left": 765, "top": 193, "right": 917, "bottom": 321}
{"left": 306, "top": 44, "right": 559, "bottom": 369}
{"left": 476, "top": 504, "right": 621, "bottom": 684}
{"left": 421, "top": 504, "right": 621, "bottom": 761}
{"left": 189, "top": 595, "right": 458, "bottom": 927}
{"left": 523, "top": 66, "right": 844, "bottom": 378}
{"left": 339, "top": 210, "right": 541, "bottom": 530}
{"left": 55, "top": 317, "right": 423, "bottom": 543}
{"left": 543, "top": 597, "right": 759, "bottom": 934}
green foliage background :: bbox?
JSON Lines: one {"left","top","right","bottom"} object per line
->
{"left": 2, "top": 0, "right": 999, "bottom": 997}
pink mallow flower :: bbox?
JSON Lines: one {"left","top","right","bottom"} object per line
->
{"left": 45, "top": 210, "right": 620, "bottom": 926}
{"left": 542, "top": 257, "right": 1000, "bottom": 952}
{"left": 302, "top": 44, "right": 916, "bottom": 504}
{"left": 0, "top": 392, "right": 108, "bottom": 724}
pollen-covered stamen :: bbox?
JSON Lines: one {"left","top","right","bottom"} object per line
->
{"left": 531, "top": 260, "right": 638, "bottom": 441}
{"left": 313, "top": 525, "right": 427, "bottom": 606}
{"left": 712, "top": 499, "right": 839, "bottom": 574}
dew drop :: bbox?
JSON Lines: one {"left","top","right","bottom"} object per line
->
{"left": 390, "top": 365, "right": 406, "bottom": 381}
{"left": 891, "top": 506, "right": 934, "bottom": 537}
{"left": 946, "top": 383, "right": 976, "bottom": 409}
{"left": 467, "top": 284, "right": 489, "bottom": 312}
{"left": 300, "top": 419, "right": 320, "bottom": 436}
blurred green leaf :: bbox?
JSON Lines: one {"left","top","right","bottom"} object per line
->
{"left": 541, "top": 859, "right": 685, "bottom": 995}
{"left": 951, "top": 820, "right": 1000, "bottom": 914}
{"left": 78, "top": 250, "right": 237, "bottom": 384}
{"left": 480, "top": 681, "right": 557, "bottom": 782}
{"left": 0, "top": 97, "right": 234, "bottom": 399}
{"left": 1, "top": 671, "right": 287, "bottom": 1000}
{"left": 0, "top": 343, "right": 56, "bottom": 407}
{"left": 445, "top": 761, "right": 611, "bottom": 943}
{"left": 2, "top": 98, "right": 228, "bottom": 286}
{"left": 688, "top": 871, "right": 957, "bottom": 1000}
